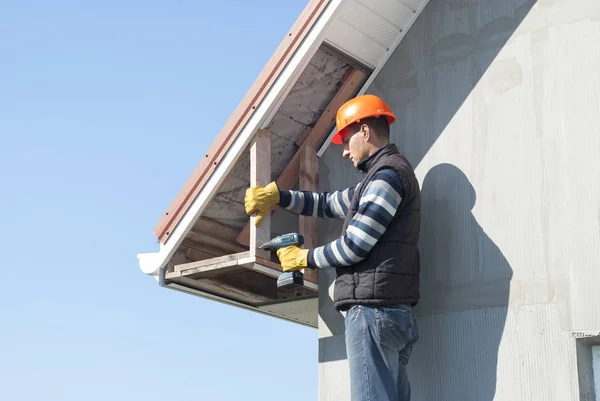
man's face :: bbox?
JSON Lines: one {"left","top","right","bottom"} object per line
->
{"left": 341, "top": 124, "right": 369, "bottom": 168}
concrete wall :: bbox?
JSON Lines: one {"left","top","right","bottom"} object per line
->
{"left": 317, "top": 0, "right": 600, "bottom": 399}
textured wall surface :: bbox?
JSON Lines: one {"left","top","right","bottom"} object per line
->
{"left": 318, "top": 0, "right": 600, "bottom": 400}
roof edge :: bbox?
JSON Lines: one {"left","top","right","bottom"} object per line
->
{"left": 139, "top": 0, "right": 345, "bottom": 277}
{"left": 152, "top": 0, "right": 330, "bottom": 244}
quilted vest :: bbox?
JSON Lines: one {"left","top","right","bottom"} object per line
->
{"left": 333, "top": 144, "right": 421, "bottom": 311}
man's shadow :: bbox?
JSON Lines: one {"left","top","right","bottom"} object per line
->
{"left": 408, "top": 163, "right": 513, "bottom": 401}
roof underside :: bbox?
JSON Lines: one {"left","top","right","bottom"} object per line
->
{"left": 198, "top": 45, "right": 361, "bottom": 234}
{"left": 140, "top": 0, "right": 430, "bottom": 327}
{"left": 152, "top": 0, "right": 426, "bottom": 248}
{"left": 175, "top": 43, "right": 368, "bottom": 297}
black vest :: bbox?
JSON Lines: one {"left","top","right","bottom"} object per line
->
{"left": 333, "top": 144, "right": 421, "bottom": 311}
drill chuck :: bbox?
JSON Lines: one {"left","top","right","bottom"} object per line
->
{"left": 259, "top": 233, "right": 304, "bottom": 251}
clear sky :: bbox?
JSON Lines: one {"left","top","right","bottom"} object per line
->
{"left": 0, "top": 1, "right": 317, "bottom": 400}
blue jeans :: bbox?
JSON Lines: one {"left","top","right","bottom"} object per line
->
{"left": 345, "top": 304, "right": 419, "bottom": 401}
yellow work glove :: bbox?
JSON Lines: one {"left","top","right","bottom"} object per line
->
{"left": 244, "top": 181, "right": 280, "bottom": 227}
{"left": 276, "top": 246, "right": 309, "bottom": 272}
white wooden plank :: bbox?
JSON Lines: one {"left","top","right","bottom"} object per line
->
{"left": 356, "top": 0, "right": 415, "bottom": 30}
{"left": 336, "top": 0, "right": 400, "bottom": 48}
{"left": 324, "top": 18, "right": 387, "bottom": 69}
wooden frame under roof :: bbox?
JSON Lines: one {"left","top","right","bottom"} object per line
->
{"left": 137, "top": 0, "right": 429, "bottom": 326}
{"left": 162, "top": 57, "right": 367, "bottom": 311}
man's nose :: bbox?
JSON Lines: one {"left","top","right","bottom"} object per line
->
{"left": 342, "top": 149, "right": 350, "bottom": 159}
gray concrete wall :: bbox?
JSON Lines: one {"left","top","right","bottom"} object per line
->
{"left": 318, "top": 0, "right": 600, "bottom": 399}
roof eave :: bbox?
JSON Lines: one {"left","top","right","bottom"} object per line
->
{"left": 152, "top": 0, "right": 333, "bottom": 246}
{"left": 138, "top": 0, "right": 345, "bottom": 278}
{"left": 138, "top": 0, "right": 433, "bottom": 277}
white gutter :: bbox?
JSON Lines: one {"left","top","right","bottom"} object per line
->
{"left": 137, "top": 0, "right": 346, "bottom": 278}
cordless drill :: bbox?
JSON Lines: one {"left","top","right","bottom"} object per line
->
{"left": 259, "top": 233, "right": 305, "bottom": 291}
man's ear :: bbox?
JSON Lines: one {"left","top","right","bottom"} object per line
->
{"left": 360, "top": 123, "right": 370, "bottom": 141}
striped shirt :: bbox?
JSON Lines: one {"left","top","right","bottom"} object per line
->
{"left": 279, "top": 168, "right": 405, "bottom": 268}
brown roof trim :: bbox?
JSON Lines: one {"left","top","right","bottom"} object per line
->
{"left": 153, "top": 0, "right": 329, "bottom": 244}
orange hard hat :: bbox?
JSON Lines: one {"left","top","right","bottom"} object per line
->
{"left": 331, "top": 94, "right": 396, "bottom": 145}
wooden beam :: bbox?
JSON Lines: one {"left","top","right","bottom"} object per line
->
{"left": 182, "top": 247, "right": 220, "bottom": 263}
{"left": 173, "top": 251, "right": 251, "bottom": 273}
{"left": 181, "top": 238, "right": 225, "bottom": 258}
{"left": 192, "top": 217, "right": 240, "bottom": 242}
{"left": 186, "top": 231, "right": 247, "bottom": 254}
{"left": 236, "top": 68, "right": 366, "bottom": 246}
{"left": 294, "top": 67, "right": 365, "bottom": 149}
{"left": 275, "top": 68, "right": 366, "bottom": 191}
{"left": 249, "top": 129, "right": 271, "bottom": 259}
{"left": 299, "top": 145, "right": 319, "bottom": 282}
{"left": 168, "top": 251, "right": 318, "bottom": 287}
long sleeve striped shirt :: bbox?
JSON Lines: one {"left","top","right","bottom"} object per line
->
{"left": 278, "top": 168, "right": 405, "bottom": 269}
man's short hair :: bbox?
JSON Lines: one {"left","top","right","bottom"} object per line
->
{"left": 355, "top": 116, "right": 390, "bottom": 141}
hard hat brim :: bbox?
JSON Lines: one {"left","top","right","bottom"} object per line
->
{"left": 331, "top": 130, "right": 344, "bottom": 145}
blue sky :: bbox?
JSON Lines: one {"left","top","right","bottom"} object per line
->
{"left": 0, "top": 1, "right": 317, "bottom": 400}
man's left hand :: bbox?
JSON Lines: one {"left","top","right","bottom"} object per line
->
{"left": 276, "top": 246, "right": 309, "bottom": 272}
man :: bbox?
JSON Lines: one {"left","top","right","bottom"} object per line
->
{"left": 244, "top": 94, "right": 421, "bottom": 401}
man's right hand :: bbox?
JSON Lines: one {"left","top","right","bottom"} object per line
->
{"left": 244, "top": 181, "right": 280, "bottom": 227}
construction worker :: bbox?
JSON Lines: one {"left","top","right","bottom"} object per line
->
{"left": 244, "top": 94, "right": 421, "bottom": 401}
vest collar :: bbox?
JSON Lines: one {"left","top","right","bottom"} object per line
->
{"left": 356, "top": 143, "right": 400, "bottom": 173}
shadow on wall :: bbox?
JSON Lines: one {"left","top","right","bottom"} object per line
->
{"left": 316, "top": 0, "right": 536, "bottom": 397}
{"left": 368, "top": 0, "right": 537, "bottom": 168}
{"left": 410, "top": 163, "right": 513, "bottom": 401}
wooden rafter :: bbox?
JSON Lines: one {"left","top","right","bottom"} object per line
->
{"left": 236, "top": 68, "right": 366, "bottom": 246}
{"left": 164, "top": 68, "right": 365, "bottom": 306}
{"left": 299, "top": 145, "right": 319, "bottom": 282}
